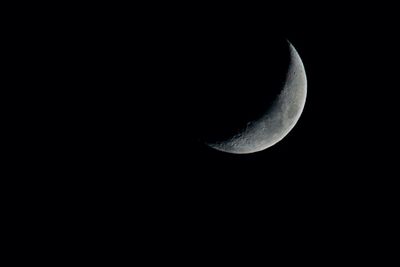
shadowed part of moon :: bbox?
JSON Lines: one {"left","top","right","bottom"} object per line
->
{"left": 204, "top": 41, "right": 307, "bottom": 154}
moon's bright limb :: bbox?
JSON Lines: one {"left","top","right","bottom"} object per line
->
{"left": 206, "top": 41, "right": 307, "bottom": 154}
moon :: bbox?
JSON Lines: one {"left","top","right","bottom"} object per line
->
{"left": 204, "top": 41, "right": 307, "bottom": 154}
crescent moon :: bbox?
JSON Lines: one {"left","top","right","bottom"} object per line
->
{"left": 205, "top": 41, "right": 307, "bottom": 154}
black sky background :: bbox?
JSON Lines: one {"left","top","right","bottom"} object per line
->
{"left": 8, "top": 3, "right": 398, "bottom": 248}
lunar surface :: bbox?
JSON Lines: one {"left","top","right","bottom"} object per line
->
{"left": 205, "top": 41, "right": 307, "bottom": 154}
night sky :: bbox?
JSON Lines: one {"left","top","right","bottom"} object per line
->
{"left": 16, "top": 4, "right": 396, "bottom": 246}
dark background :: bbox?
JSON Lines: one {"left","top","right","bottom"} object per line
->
{"left": 7, "top": 3, "right": 398, "bottom": 249}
